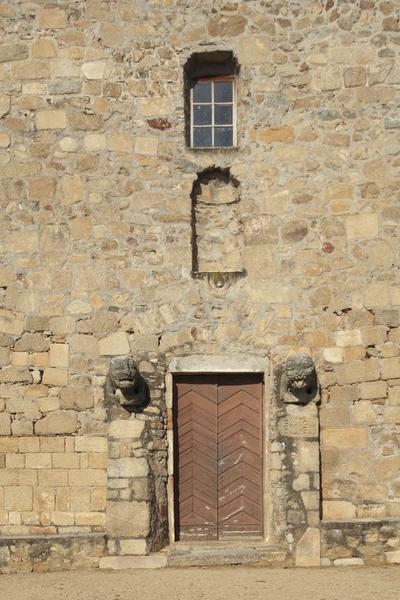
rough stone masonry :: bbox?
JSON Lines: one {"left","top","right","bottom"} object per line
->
{"left": 0, "top": 0, "right": 399, "bottom": 573}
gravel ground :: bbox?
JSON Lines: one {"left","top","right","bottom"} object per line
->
{"left": 1, "top": 566, "right": 400, "bottom": 600}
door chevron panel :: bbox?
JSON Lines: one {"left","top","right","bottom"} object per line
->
{"left": 174, "top": 374, "right": 263, "bottom": 541}
{"left": 175, "top": 377, "right": 218, "bottom": 539}
{"left": 217, "top": 377, "right": 263, "bottom": 537}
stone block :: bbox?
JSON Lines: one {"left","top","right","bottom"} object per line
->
{"left": 83, "top": 134, "right": 107, "bottom": 151}
{"left": 75, "top": 436, "right": 107, "bottom": 453}
{"left": 386, "top": 550, "right": 400, "bottom": 564}
{"left": 328, "top": 45, "right": 375, "bottom": 65}
{"left": 388, "top": 387, "right": 400, "bottom": 406}
{"left": 61, "top": 386, "right": 94, "bottom": 410}
{"left": 336, "top": 358, "right": 380, "bottom": 384}
{"left": 70, "top": 217, "right": 93, "bottom": 240}
{"left": 99, "top": 331, "right": 130, "bottom": 355}
{"left": 0, "top": 43, "right": 29, "bottom": 63}
{"left": 12, "top": 420, "right": 34, "bottom": 436}
{"left": 322, "top": 428, "right": 367, "bottom": 449}
{"left": 323, "top": 348, "right": 344, "bottom": 363}
{"left": 364, "top": 286, "right": 392, "bottom": 308}
{"left": 352, "top": 402, "right": 377, "bottom": 425}
{"left": 295, "top": 528, "right": 320, "bottom": 567}
{"left": 15, "top": 333, "right": 49, "bottom": 352}
{"left": 297, "top": 441, "right": 319, "bottom": 472}
{"left": 38, "top": 470, "right": 68, "bottom": 487}
{"left": 75, "top": 512, "right": 106, "bottom": 526}
{"left": 0, "top": 367, "right": 31, "bottom": 384}
{"left": 4, "top": 486, "right": 32, "bottom": 510}
{"left": 255, "top": 126, "right": 294, "bottom": 143}
{"left": 108, "top": 133, "right": 134, "bottom": 153}
{"left": 0, "top": 95, "right": 10, "bottom": 118}
{"left": 52, "top": 452, "right": 80, "bottom": 469}
{"left": 36, "top": 110, "right": 67, "bottom": 129}
{"left": 320, "top": 68, "right": 342, "bottom": 91}
{"left": 69, "top": 469, "right": 107, "bottom": 487}
{"left": 359, "top": 381, "right": 387, "bottom": 400}
{"left": 12, "top": 60, "right": 50, "bottom": 80}
{"left": 0, "top": 133, "right": 10, "bottom": 147}
{"left": 381, "top": 357, "right": 400, "bottom": 380}
{"left": 42, "top": 368, "right": 68, "bottom": 386}
{"left": 81, "top": 62, "right": 106, "bottom": 80}
{"left": 343, "top": 67, "right": 367, "bottom": 87}
{"left": 239, "top": 35, "right": 271, "bottom": 65}
{"left": 109, "top": 420, "right": 145, "bottom": 439}
{"left": 384, "top": 408, "right": 400, "bottom": 424}
{"left": 333, "top": 558, "right": 364, "bottom": 566}
{"left": 106, "top": 501, "right": 150, "bottom": 537}
{"left": 360, "top": 326, "right": 388, "bottom": 346}
{"left": 32, "top": 39, "right": 56, "bottom": 58}
{"left": 68, "top": 112, "right": 103, "bottom": 131}
{"left": 323, "top": 501, "right": 356, "bottom": 519}
{"left": 99, "top": 22, "right": 124, "bottom": 48}
{"left": 0, "top": 309, "right": 24, "bottom": 336}
{"left": 58, "top": 137, "right": 78, "bottom": 152}
{"left": 301, "top": 491, "right": 319, "bottom": 510}
{"left": 345, "top": 214, "right": 378, "bottom": 239}
{"left": 356, "top": 86, "right": 396, "bottom": 103}
{"left": 208, "top": 14, "right": 247, "bottom": 36}
{"left": 99, "top": 554, "right": 166, "bottom": 569}
{"left": 48, "top": 344, "right": 69, "bottom": 368}
{"left": 62, "top": 174, "right": 83, "bottom": 204}
{"left": 108, "top": 458, "right": 148, "bottom": 478}
{"left": 28, "top": 177, "right": 57, "bottom": 201}
{"left": 138, "top": 98, "right": 169, "bottom": 117}
{"left": 11, "top": 231, "right": 39, "bottom": 253}
{"left": 335, "top": 330, "right": 362, "bottom": 347}
{"left": 35, "top": 411, "right": 78, "bottom": 435}
{"left": 49, "top": 80, "right": 82, "bottom": 95}
{"left": 135, "top": 137, "right": 159, "bottom": 156}
{"left": 119, "top": 538, "right": 147, "bottom": 555}
{"left": 38, "top": 8, "right": 67, "bottom": 28}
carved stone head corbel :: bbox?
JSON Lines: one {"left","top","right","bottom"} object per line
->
{"left": 104, "top": 355, "right": 150, "bottom": 415}
{"left": 280, "top": 353, "right": 319, "bottom": 405}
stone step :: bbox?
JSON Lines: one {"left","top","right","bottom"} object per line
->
{"left": 168, "top": 542, "right": 287, "bottom": 567}
{"left": 100, "top": 554, "right": 168, "bottom": 570}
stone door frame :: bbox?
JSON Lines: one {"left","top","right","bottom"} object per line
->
{"left": 165, "top": 354, "right": 271, "bottom": 545}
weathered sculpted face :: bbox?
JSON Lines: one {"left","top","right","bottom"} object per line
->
{"left": 286, "top": 355, "right": 315, "bottom": 391}
{"left": 109, "top": 356, "right": 138, "bottom": 390}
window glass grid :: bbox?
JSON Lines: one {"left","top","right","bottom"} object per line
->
{"left": 191, "top": 79, "right": 236, "bottom": 148}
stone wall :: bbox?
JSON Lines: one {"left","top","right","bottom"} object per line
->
{"left": 321, "top": 321, "right": 400, "bottom": 521}
{"left": 0, "top": 0, "right": 399, "bottom": 569}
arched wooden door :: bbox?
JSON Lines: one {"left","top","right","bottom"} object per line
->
{"left": 173, "top": 373, "right": 263, "bottom": 541}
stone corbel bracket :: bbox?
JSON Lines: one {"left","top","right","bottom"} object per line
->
{"left": 104, "top": 355, "right": 150, "bottom": 417}
{"left": 279, "top": 353, "right": 320, "bottom": 406}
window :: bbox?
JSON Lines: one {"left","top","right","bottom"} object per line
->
{"left": 184, "top": 51, "right": 239, "bottom": 149}
{"left": 190, "top": 77, "right": 236, "bottom": 149}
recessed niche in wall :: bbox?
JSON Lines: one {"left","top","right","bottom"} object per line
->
{"left": 191, "top": 168, "right": 244, "bottom": 276}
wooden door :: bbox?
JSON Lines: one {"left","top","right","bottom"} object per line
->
{"left": 174, "top": 374, "right": 263, "bottom": 541}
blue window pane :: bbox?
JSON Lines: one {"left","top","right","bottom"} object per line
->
{"left": 214, "top": 81, "right": 233, "bottom": 103}
{"left": 193, "top": 105, "right": 212, "bottom": 125}
{"left": 214, "top": 104, "right": 233, "bottom": 125}
{"left": 193, "top": 127, "right": 212, "bottom": 148}
{"left": 214, "top": 127, "right": 233, "bottom": 147}
{"left": 193, "top": 81, "right": 212, "bottom": 103}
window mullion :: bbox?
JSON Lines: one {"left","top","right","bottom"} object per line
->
{"left": 211, "top": 81, "right": 215, "bottom": 148}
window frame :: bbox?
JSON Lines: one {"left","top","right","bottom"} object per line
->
{"left": 190, "top": 75, "right": 237, "bottom": 150}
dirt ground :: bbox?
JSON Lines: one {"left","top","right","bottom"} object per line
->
{"left": 1, "top": 566, "right": 400, "bottom": 600}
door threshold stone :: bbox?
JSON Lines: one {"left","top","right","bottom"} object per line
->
{"left": 167, "top": 542, "right": 287, "bottom": 567}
